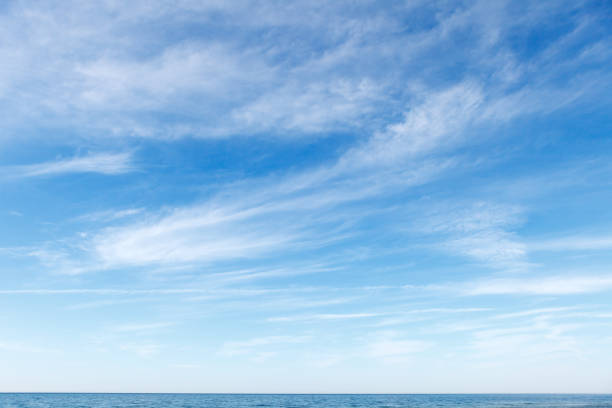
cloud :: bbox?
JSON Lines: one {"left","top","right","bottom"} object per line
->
{"left": 64, "top": 297, "right": 152, "bottom": 311}
{"left": 469, "top": 321, "right": 581, "bottom": 360}
{"left": 530, "top": 235, "right": 612, "bottom": 252}
{"left": 2, "top": 0, "right": 606, "bottom": 142}
{"left": 416, "top": 201, "right": 527, "bottom": 270}
{"left": 0, "top": 288, "right": 280, "bottom": 296}
{"left": 231, "top": 78, "right": 383, "bottom": 134}
{"left": 10, "top": 2, "right": 607, "bottom": 274}
{"left": 111, "top": 322, "right": 174, "bottom": 333}
{"left": 205, "top": 264, "right": 344, "bottom": 284}
{"left": 270, "top": 308, "right": 492, "bottom": 324}
{"left": 2, "top": 75, "right": 527, "bottom": 280}
{"left": 87, "top": 149, "right": 448, "bottom": 269}
{"left": 403, "top": 274, "right": 612, "bottom": 297}
{"left": 446, "top": 231, "right": 527, "bottom": 269}
{"left": 372, "top": 308, "right": 493, "bottom": 328}
{"left": 339, "top": 82, "right": 484, "bottom": 169}
{"left": 74, "top": 208, "right": 144, "bottom": 223}
{"left": 4, "top": 152, "right": 134, "bottom": 178}
{"left": 464, "top": 275, "right": 612, "bottom": 296}
{"left": 0, "top": 0, "right": 402, "bottom": 139}
{"left": 91, "top": 203, "right": 298, "bottom": 267}
{"left": 77, "top": 79, "right": 495, "bottom": 272}
{"left": 491, "top": 307, "right": 581, "bottom": 320}
{"left": 74, "top": 43, "right": 273, "bottom": 116}
{"left": 267, "top": 313, "right": 380, "bottom": 323}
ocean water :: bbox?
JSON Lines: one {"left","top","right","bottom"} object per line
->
{"left": 0, "top": 394, "right": 611, "bottom": 408}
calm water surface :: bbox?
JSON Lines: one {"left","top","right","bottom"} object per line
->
{"left": 1, "top": 394, "right": 611, "bottom": 408}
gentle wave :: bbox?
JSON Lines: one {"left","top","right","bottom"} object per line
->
{"left": 1, "top": 394, "right": 612, "bottom": 408}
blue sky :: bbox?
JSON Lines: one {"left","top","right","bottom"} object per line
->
{"left": 1, "top": 0, "right": 612, "bottom": 393}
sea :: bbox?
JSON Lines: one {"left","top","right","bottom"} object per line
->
{"left": 0, "top": 394, "right": 611, "bottom": 408}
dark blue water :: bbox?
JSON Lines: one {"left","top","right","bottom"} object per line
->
{"left": 0, "top": 394, "right": 611, "bottom": 408}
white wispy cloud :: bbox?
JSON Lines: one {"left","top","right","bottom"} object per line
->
{"left": 469, "top": 320, "right": 581, "bottom": 360}
{"left": 402, "top": 274, "right": 612, "bottom": 297}
{"left": 372, "top": 308, "right": 493, "bottom": 328}
{"left": 75, "top": 43, "right": 272, "bottom": 114}
{"left": 270, "top": 308, "right": 492, "bottom": 325}
{"left": 92, "top": 204, "right": 298, "bottom": 267}
{"left": 338, "top": 82, "right": 484, "bottom": 169}
{"left": 531, "top": 235, "right": 612, "bottom": 252}
{"left": 4, "top": 152, "right": 134, "bottom": 178}
{"left": 464, "top": 275, "right": 612, "bottom": 296}
{"left": 415, "top": 201, "right": 528, "bottom": 270}
{"left": 21, "top": 37, "right": 604, "bottom": 272}
{"left": 491, "top": 307, "right": 581, "bottom": 320}
{"left": 205, "top": 264, "right": 344, "bottom": 284}
{"left": 0, "top": 1, "right": 401, "bottom": 138}
{"left": 64, "top": 297, "right": 153, "bottom": 311}
{"left": 77, "top": 78, "right": 502, "bottom": 271}
{"left": 87, "top": 153, "right": 448, "bottom": 269}
{"left": 111, "top": 322, "right": 174, "bottom": 333}
{"left": 231, "top": 78, "right": 383, "bottom": 134}
{"left": 0, "top": 287, "right": 281, "bottom": 296}
{"left": 267, "top": 313, "right": 381, "bottom": 323}
{"left": 1, "top": 0, "right": 604, "bottom": 142}
{"left": 74, "top": 207, "right": 144, "bottom": 223}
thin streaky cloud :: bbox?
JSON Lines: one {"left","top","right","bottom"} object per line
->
{"left": 111, "top": 322, "right": 175, "bottom": 333}
{"left": 490, "top": 307, "right": 583, "bottom": 320}
{"left": 530, "top": 235, "right": 612, "bottom": 252}
{"left": 4, "top": 152, "right": 134, "bottom": 178}
{"left": 73, "top": 207, "right": 144, "bottom": 223}
{"left": 267, "top": 313, "right": 381, "bottom": 323}
{"left": 270, "top": 308, "right": 493, "bottom": 324}
{"left": 403, "top": 275, "right": 612, "bottom": 297}
{"left": 463, "top": 275, "right": 612, "bottom": 296}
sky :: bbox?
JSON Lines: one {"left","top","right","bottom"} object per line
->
{"left": 1, "top": 0, "right": 611, "bottom": 394}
